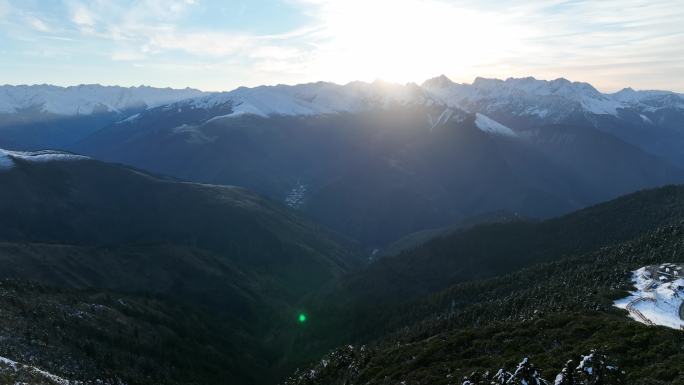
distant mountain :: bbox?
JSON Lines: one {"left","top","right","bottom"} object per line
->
{"left": 378, "top": 210, "right": 526, "bottom": 258}
{"left": 422, "top": 75, "right": 684, "bottom": 166}
{"left": 75, "top": 78, "right": 684, "bottom": 246}
{"left": 0, "top": 84, "right": 206, "bottom": 150}
{"left": 320, "top": 184, "right": 684, "bottom": 313}
{"left": 0, "top": 84, "right": 205, "bottom": 115}
{"left": 5, "top": 77, "right": 684, "bottom": 247}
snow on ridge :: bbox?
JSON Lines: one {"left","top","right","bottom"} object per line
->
{"left": 0, "top": 354, "right": 74, "bottom": 385}
{"left": 0, "top": 84, "right": 205, "bottom": 115}
{"left": 474, "top": 113, "right": 517, "bottom": 136}
{"left": 0, "top": 148, "right": 89, "bottom": 171}
{"left": 613, "top": 264, "right": 684, "bottom": 330}
{"left": 7, "top": 76, "right": 680, "bottom": 121}
{"left": 0, "top": 150, "right": 12, "bottom": 170}
{"left": 422, "top": 75, "right": 682, "bottom": 117}
{"left": 183, "top": 80, "right": 426, "bottom": 119}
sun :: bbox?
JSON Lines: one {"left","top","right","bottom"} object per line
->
{"left": 307, "top": 0, "right": 532, "bottom": 84}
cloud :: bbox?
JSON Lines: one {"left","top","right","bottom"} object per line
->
{"left": 26, "top": 16, "right": 50, "bottom": 32}
{"left": 0, "top": 1, "right": 9, "bottom": 19}
{"left": 70, "top": 4, "right": 95, "bottom": 27}
{"left": 51, "top": 0, "right": 684, "bottom": 90}
{"left": 52, "top": 0, "right": 316, "bottom": 75}
{"left": 111, "top": 50, "right": 147, "bottom": 61}
{"left": 3, "top": 0, "right": 684, "bottom": 91}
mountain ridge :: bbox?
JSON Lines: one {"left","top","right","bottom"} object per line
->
{"left": 0, "top": 84, "right": 205, "bottom": 115}
{"left": 4, "top": 75, "right": 682, "bottom": 119}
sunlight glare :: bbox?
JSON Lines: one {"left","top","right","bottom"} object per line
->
{"left": 307, "top": 0, "right": 533, "bottom": 84}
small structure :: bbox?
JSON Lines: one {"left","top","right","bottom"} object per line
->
{"left": 614, "top": 263, "right": 684, "bottom": 329}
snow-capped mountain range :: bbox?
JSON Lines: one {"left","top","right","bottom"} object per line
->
{"left": 2, "top": 76, "right": 682, "bottom": 123}
{"left": 107, "top": 76, "right": 684, "bottom": 169}
{"left": 72, "top": 76, "right": 684, "bottom": 247}
{"left": 169, "top": 80, "right": 426, "bottom": 121}
{"left": 138, "top": 75, "right": 684, "bottom": 123}
{"left": 422, "top": 75, "right": 684, "bottom": 121}
{"left": 0, "top": 84, "right": 205, "bottom": 115}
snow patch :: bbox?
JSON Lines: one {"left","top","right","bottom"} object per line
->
{"left": 0, "top": 150, "right": 12, "bottom": 170}
{"left": 474, "top": 113, "right": 517, "bottom": 136}
{"left": 639, "top": 114, "right": 653, "bottom": 124}
{"left": 614, "top": 265, "right": 684, "bottom": 330}
{"left": 117, "top": 112, "right": 141, "bottom": 124}
{"left": 285, "top": 182, "right": 307, "bottom": 209}
{"left": 0, "top": 354, "right": 75, "bottom": 385}
{"left": 429, "top": 107, "right": 454, "bottom": 129}
{"left": 0, "top": 148, "right": 88, "bottom": 171}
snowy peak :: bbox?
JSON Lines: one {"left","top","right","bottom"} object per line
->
{"left": 421, "top": 74, "right": 456, "bottom": 89}
{"left": 471, "top": 76, "right": 602, "bottom": 98}
{"left": 423, "top": 75, "right": 684, "bottom": 119}
{"left": 445, "top": 76, "right": 620, "bottom": 115}
{"left": 0, "top": 84, "right": 205, "bottom": 115}
{"left": 610, "top": 87, "right": 684, "bottom": 110}
{"left": 178, "top": 80, "right": 427, "bottom": 120}
{"left": 0, "top": 148, "right": 88, "bottom": 171}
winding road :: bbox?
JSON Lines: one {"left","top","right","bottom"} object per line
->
{"left": 626, "top": 297, "right": 656, "bottom": 326}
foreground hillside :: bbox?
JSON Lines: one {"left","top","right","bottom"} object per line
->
{"left": 1, "top": 149, "right": 684, "bottom": 384}
{"left": 287, "top": 184, "right": 684, "bottom": 361}
{"left": 285, "top": 224, "right": 684, "bottom": 385}
{"left": 0, "top": 149, "right": 359, "bottom": 384}
{"left": 0, "top": 279, "right": 267, "bottom": 385}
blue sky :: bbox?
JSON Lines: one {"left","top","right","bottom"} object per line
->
{"left": 0, "top": 0, "right": 683, "bottom": 92}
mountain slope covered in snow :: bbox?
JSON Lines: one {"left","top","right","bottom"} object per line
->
{"left": 0, "top": 84, "right": 204, "bottom": 115}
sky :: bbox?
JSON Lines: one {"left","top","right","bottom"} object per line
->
{"left": 0, "top": 0, "right": 683, "bottom": 92}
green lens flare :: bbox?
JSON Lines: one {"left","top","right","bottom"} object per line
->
{"left": 298, "top": 313, "right": 307, "bottom": 323}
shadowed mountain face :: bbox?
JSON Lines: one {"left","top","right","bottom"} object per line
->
{"left": 4, "top": 78, "right": 684, "bottom": 248}
{"left": 0, "top": 149, "right": 361, "bottom": 384}
{"left": 76, "top": 102, "right": 684, "bottom": 247}
{"left": 324, "top": 184, "right": 684, "bottom": 309}
{"left": 0, "top": 84, "right": 205, "bottom": 150}
{"left": 0, "top": 150, "right": 359, "bottom": 297}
